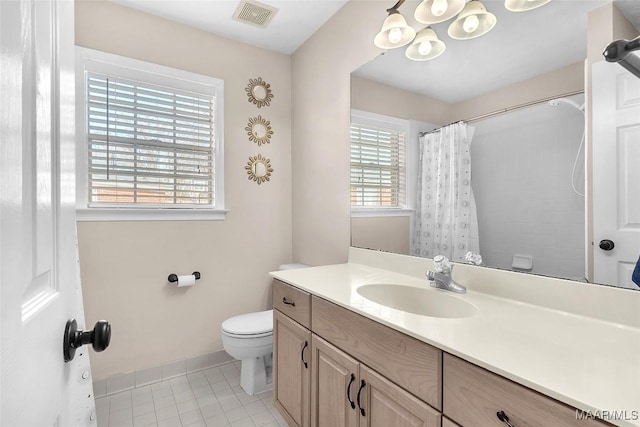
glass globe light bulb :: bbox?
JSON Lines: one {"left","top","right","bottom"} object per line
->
{"left": 418, "top": 41, "right": 433, "bottom": 56}
{"left": 462, "top": 14, "right": 479, "bottom": 33}
{"left": 388, "top": 27, "right": 403, "bottom": 44}
{"left": 431, "top": 0, "right": 448, "bottom": 17}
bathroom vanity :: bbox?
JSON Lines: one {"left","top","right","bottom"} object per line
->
{"left": 270, "top": 248, "right": 640, "bottom": 427}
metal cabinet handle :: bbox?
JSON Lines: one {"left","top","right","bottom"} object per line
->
{"left": 346, "top": 373, "right": 356, "bottom": 409}
{"left": 301, "top": 341, "right": 308, "bottom": 368}
{"left": 356, "top": 380, "right": 366, "bottom": 416}
{"left": 282, "top": 297, "right": 296, "bottom": 307}
{"left": 496, "top": 411, "right": 515, "bottom": 427}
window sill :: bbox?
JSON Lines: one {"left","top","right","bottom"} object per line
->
{"left": 351, "top": 208, "right": 414, "bottom": 218}
{"left": 76, "top": 208, "right": 229, "bottom": 222}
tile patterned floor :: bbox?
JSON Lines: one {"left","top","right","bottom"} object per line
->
{"left": 96, "top": 361, "right": 288, "bottom": 427}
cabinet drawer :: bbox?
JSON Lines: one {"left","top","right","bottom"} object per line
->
{"left": 312, "top": 296, "right": 442, "bottom": 410}
{"left": 273, "top": 280, "right": 311, "bottom": 328}
{"left": 443, "top": 353, "right": 610, "bottom": 427}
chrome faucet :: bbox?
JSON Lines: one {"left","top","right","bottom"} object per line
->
{"left": 426, "top": 255, "right": 466, "bottom": 293}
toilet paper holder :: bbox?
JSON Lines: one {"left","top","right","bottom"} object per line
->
{"left": 168, "top": 271, "right": 201, "bottom": 283}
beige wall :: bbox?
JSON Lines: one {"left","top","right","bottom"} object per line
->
{"left": 351, "top": 76, "right": 452, "bottom": 125}
{"left": 352, "top": 61, "right": 585, "bottom": 126}
{"left": 291, "top": 2, "right": 382, "bottom": 266}
{"left": 75, "top": 1, "right": 292, "bottom": 380}
{"left": 351, "top": 217, "right": 411, "bottom": 255}
{"left": 451, "top": 62, "right": 585, "bottom": 121}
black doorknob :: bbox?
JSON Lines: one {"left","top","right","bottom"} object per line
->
{"left": 599, "top": 239, "right": 615, "bottom": 251}
{"left": 64, "top": 319, "right": 111, "bottom": 362}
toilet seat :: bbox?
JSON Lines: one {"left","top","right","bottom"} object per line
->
{"left": 222, "top": 309, "right": 272, "bottom": 337}
{"left": 223, "top": 330, "right": 272, "bottom": 339}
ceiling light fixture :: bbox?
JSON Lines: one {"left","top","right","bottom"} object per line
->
{"left": 374, "top": 0, "right": 417, "bottom": 49}
{"left": 448, "top": 0, "right": 497, "bottom": 40}
{"left": 375, "top": 0, "right": 540, "bottom": 61}
{"left": 504, "top": 0, "right": 551, "bottom": 12}
{"left": 414, "top": 0, "right": 465, "bottom": 25}
{"left": 405, "top": 27, "right": 446, "bottom": 61}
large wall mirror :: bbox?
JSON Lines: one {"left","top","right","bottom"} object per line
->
{"left": 350, "top": 0, "right": 640, "bottom": 290}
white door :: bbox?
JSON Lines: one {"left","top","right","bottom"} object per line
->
{"left": 1, "top": 0, "right": 98, "bottom": 425}
{"left": 592, "top": 60, "right": 640, "bottom": 289}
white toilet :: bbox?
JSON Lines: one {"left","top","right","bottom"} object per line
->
{"left": 221, "top": 263, "right": 308, "bottom": 395}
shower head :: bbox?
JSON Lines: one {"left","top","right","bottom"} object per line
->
{"left": 548, "top": 97, "right": 585, "bottom": 112}
{"left": 603, "top": 36, "right": 640, "bottom": 78}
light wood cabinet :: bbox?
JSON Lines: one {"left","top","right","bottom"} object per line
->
{"left": 311, "top": 335, "right": 359, "bottom": 427}
{"left": 443, "top": 353, "right": 610, "bottom": 427}
{"left": 274, "top": 280, "right": 607, "bottom": 427}
{"left": 274, "top": 309, "right": 311, "bottom": 427}
{"left": 359, "top": 365, "right": 441, "bottom": 427}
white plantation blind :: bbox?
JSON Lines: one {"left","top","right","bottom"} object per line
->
{"left": 350, "top": 122, "right": 406, "bottom": 207}
{"left": 86, "top": 72, "right": 216, "bottom": 207}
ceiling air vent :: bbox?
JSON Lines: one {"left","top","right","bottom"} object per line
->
{"left": 233, "top": 0, "right": 279, "bottom": 29}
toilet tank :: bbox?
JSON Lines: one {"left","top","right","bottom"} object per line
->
{"left": 278, "top": 263, "right": 309, "bottom": 270}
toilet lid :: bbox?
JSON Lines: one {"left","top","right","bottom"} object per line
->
{"left": 222, "top": 309, "right": 273, "bottom": 336}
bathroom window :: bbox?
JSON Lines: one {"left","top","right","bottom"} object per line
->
{"left": 350, "top": 111, "right": 407, "bottom": 211}
{"left": 75, "top": 48, "right": 226, "bottom": 221}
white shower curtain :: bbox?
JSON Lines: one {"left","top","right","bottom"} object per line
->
{"left": 412, "top": 121, "right": 479, "bottom": 262}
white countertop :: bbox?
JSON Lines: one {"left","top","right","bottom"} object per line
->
{"left": 270, "top": 260, "right": 640, "bottom": 427}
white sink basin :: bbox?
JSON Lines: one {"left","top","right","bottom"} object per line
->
{"left": 356, "top": 284, "right": 477, "bottom": 318}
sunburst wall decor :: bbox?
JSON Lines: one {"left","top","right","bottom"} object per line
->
{"left": 245, "top": 115, "right": 273, "bottom": 146}
{"left": 245, "top": 77, "right": 274, "bottom": 108}
{"left": 245, "top": 154, "right": 273, "bottom": 185}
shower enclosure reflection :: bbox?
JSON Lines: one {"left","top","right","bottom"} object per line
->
{"left": 470, "top": 95, "right": 586, "bottom": 280}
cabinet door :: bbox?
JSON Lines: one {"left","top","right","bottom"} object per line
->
{"left": 311, "top": 335, "right": 360, "bottom": 427}
{"left": 358, "top": 365, "right": 441, "bottom": 427}
{"left": 274, "top": 309, "right": 311, "bottom": 427}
